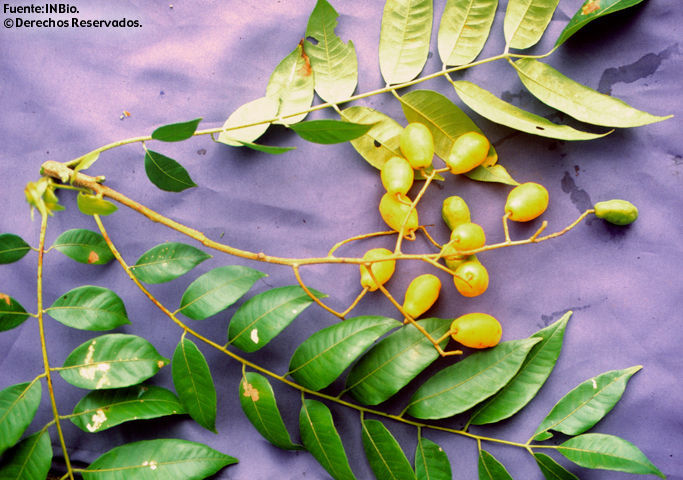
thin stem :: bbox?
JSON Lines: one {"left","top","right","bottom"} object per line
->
{"left": 36, "top": 213, "right": 74, "bottom": 480}
{"left": 291, "top": 264, "right": 346, "bottom": 319}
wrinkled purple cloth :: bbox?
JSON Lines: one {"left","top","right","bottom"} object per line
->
{"left": 1, "top": 1, "right": 681, "bottom": 479}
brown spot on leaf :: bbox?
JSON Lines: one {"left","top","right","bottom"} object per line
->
{"left": 87, "top": 251, "right": 99, "bottom": 264}
{"left": 298, "top": 39, "right": 312, "bottom": 77}
{"left": 582, "top": 0, "right": 600, "bottom": 15}
{"left": 242, "top": 381, "right": 260, "bottom": 402}
{"left": 0, "top": 293, "right": 10, "bottom": 305}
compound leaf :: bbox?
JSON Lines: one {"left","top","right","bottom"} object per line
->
{"left": 555, "top": 0, "right": 647, "bottom": 48}
{"left": 131, "top": 242, "right": 212, "bottom": 284}
{"left": 345, "top": 318, "right": 451, "bottom": 406}
{"left": 151, "top": 118, "right": 202, "bottom": 142}
{"left": 438, "top": 0, "right": 498, "bottom": 66}
{"left": 77, "top": 193, "right": 118, "bottom": 216}
{"left": 504, "top": 0, "right": 560, "bottom": 50}
{"left": 228, "top": 286, "right": 326, "bottom": 353}
{"left": 60, "top": 334, "right": 168, "bottom": 390}
{"left": 513, "top": 58, "right": 672, "bottom": 127}
{"left": 288, "top": 315, "right": 400, "bottom": 391}
{"left": 379, "top": 0, "right": 433, "bottom": 84}
{"left": 533, "top": 452, "right": 579, "bottom": 480}
{"left": 0, "top": 233, "right": 31, "bottom": 264}
{"left": 0, "top": 294, "right": 30, "bottom": 332}
{"left": 0, "top": 430, "right": 52, "bottom": 480}
{"left": 172, "top": 337, "right": 217, "bottom": 433}
{"left": 71, "top": 385, "right": 185, "bottom": 433}
{"left": 82, "top": 438, "right": 237, "bottom": 479}
{"left": 533, "top": 365, "right": 642, "bottom": 440}
{"left": 239, "top": 372, "right": 301, "bottom": 450}
{"left": 361, "top": 419, "right": 416, "bottom": 480}
{"left": 299, "top": 399, "right": 356, "bottom": 480}
{"left": 47, "top": 285, "right": 130, "bottom": 331}
{"left": 415, "top": 436, "right": 452, "bottom": 480}
{"left": 452, "top": 80, "right": 610, "bottom": 140}
{"left": 266, "top": 43, "right": 314, "bottom": 125}
{"left": 217, "top": 96, "right": 279, "bottom": 147}
{"left": 0, "top": 381, "right": 42, "bottom": 456}
{"left": 144, "top": 150, "right": 197, "bottom": 193}
{"left": 557, "top": 433, "right": 665, "bottom": 478}
{"left": 478, "top": 449, "right": 513, "bottom": 480}
{"left": 305, "top": 0, "right": 358, "bottom": 103}
{"left": 52, "top": 229, "right": 113, "bottom": 265}
{"left": 290, "top": 119, "right": 373, "bottom": 144}
{"left": 178, "top": 265, "right": 266, "bottom": 321}
{"left": 342, "top": 106, "right": 404, "bottom": 170}
{"left": 405, "top": 337, "right": 541, "bottom": 420}
{"left": 469, "top": 312, "right": 571, "bottom": 425}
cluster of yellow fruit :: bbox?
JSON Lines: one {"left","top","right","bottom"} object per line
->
{"left": 359, "top": 122, "right": 550, "bottom": 350}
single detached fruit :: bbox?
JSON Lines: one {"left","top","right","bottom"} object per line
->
{"left": 400, "top": 123, "right": 434, "bottom": 170}
{"left": 441, "top": 195, "right": 471, "bottom": 230}
{"left": 594, "top": 199, "right": 638, "bottom": 225}
{"left": 450, "top": 313, "right": 501, "bottom": 349}
{"left": 359, "top": 248, "right": 396, "bottom": 291}
{"left": 505, "top": 182, "right": 549, "bottom": 222}
{"left": 449, "top": 222, "right": 486, "bottom": 252}
{"left": 402, "top": 274, "right": 441, "bottom": 320}
{"left": 379, "top": 192, "right": 419, "bottom": 237}
{"left": 381, "top": 156, "right": 414, "bottom": 195}
{"left": 445, "top": 132, "right": 490, "bottom": 174}
{"left": 453, "top": 258, "right": 489, "bottom": 297}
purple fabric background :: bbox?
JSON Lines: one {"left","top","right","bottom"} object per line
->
{"left": 1, "top": 1, "right": 681, "bottom": 479}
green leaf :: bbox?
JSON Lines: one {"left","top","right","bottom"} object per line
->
{"left": 77, "top": 193, "right": 118, "bottom": 216}
{"left": 47, "top": 285, "right": 130, "bottom": 331}
{"left": 557, "top": 433, "right": 665, "bottom": 478}
{"left": 266, "top": 43, "right": 315, "bottom": 125}
{"left": 452, "top": 81, "right": 610, "bottom": 140}
{"left": 438, "top": 0, "right": 498, "bottom": 66}
{"left": 0, "top": 233, "right": 31, "bottom": 264}
{"left": 239, "top": 372, "right": 301, "bottom": 450}
{"left": 52, "top": 229, "right": 114, "bottom": 265}
{"left": 228, "top": 286, "right": 325, "bottom": 353}
{"left": 151, "top": 118, "right": 202, "bottom": 142}
{"left": 60, "top": 334, "right": 168, "bottom": 390}
{"left": 345, "top": 318, "right": 451, "bottom": 406}
{"left": 469, "top": 312, "right": 571, "bottom": 425}
{"left": 533, "top": 453, "right": 579, "bottom": 480}
{"left": 379, "top": 0, "right": 433, "bottom": 84}
{"left": 237, "top": 140, "right": 296, "bottom": 155}
{"left": 341, "top": 106, "right": 404, "bottom": 170}
{"left": 178, "top": 265, "right": 266, "bottom": 320}
{"left": 70, "top": 385, "right": 185, "bottom": 433}
{"left": 288, "top": 315, "right": 401, "bottom": 391}
{"left": 0, "top": 430, "right": 52, "bottom": 480}
{"left": 299, "top": 399, "right": 356, "bottom": 480}
{"left": 504, "top": 0, "right": 560, "bottom": 50}
{"left": 72, "top": 151, "right": 100, "bottom": 175}
{"left": 361, "top": 419, "right": 416, "bottom": 480}
{"left": 304, "top": 0, "right": 358, "bottom": 103}
{"left": 0, "top": 381, "right": 42, "bottom": 456}
{"left": 478, "top": 449, "right": 513, "bottom": 480}
{"left": 532, "top": 365, "right": 642, "bottom": 440}
{"left": 82, "top": 438, "right": 237, "bottom": 479}
{"left": 0, "top": 294, "right": 30, "bottom": 332}
{"left": 405, "top": 337, "right": 541, "bottom": 419}
{"left": 513, "top": 58, "right": 672, "bottom": 127}
{"left": 144, "top": 150, "right": 197, "bottom": 193}
{"left": 131, "top": 242, "right": 212, "bottom": 284}
{"left": 172, "top": 337, "right": 217, "bottom": 433}
{"left": 555, "top": 0, "right": 646, "bottom": 47}
{"left": 290, "top": 119, "right": 374, "bottom": 144}
{"left": 465, "top": 164, "right": 520, "bottom": 186}
{"left": 400, "top": 89, "right": 498, "bottom": 166}
{"left": 217, "top": 96, "right": 279, "bottom": 147}
{"left": 415, "top": 437, "right": 452, "bottom": 480}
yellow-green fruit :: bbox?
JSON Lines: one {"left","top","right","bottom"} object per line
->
{"left": 403, "top": 274, "right": 441, "bottom": 319}
{"left": 449, "top": 222, "right": 486, "bottom": 252}
{"left": 594, "top": 199, "right": 638, "bottom": 225}
{"left": 379, "top": 193, "right": 419, "bottom": 237}
{"left": 453, "top": 259, "right": 489, "bottom": 297}
{"left": 450, "top": 313, "right": 502, "bottom": 348}
{"left": 359, "top": 248, "right": 396, "bottom": 291}
{"left": 381, "top": 156, "right": 414, "bottom": 195}
{"left": 441, "top": 196, "right": 471, "bottom": 230}
{"left": 445, "top": 132, "right": 490, "bottom": 174}
{"left": 400, "top": 123, "right": 434, "bottom": 170}
{"left": 505, "top": 182, "right": 549, "bottom": 222}
{"left": 441, "top": 244, "right": 467, "bottom": 270}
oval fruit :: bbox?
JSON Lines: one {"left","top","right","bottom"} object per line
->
{"left": 505, "top": 182, "right": 549, "bottom": 222}
{"left": 453, "top": 258, "right": 489, "bottom": 297}
{"left": 359, "top": 248, "right": 396, "bottom": 292}
{"left": 445, "top": 132, "right": 490, "bottom": 174}
{"left": 381, "top": 156, "right": 414, "bottom": 195}
{"left": 402, "top": 274, "right": 441, "bottom": 320}
{"left": 441, "top": 196, "right": 471, "bottom": 230}
{"left": 450, "top": 313, "right": 501, "bottom": 349}
{"left": 449, "top": 222, "right": 486, "bottom": 252}
{"left": 400, "top": 123, "right": 434, "bottom": 170}
{"left": 379, "top": 193, "right": 419, "bottom": 238}
{"left": 594, "top": 199, "right": 638, "bottom": 225}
